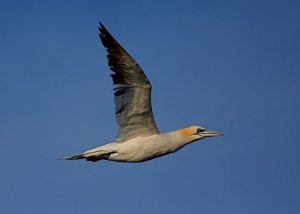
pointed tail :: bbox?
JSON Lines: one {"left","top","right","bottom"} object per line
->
{"left": 63, "top": 150, "right": 115, "bottom": 162}
{"left": 64, "top": 153, "right": 85, "bottom": 160}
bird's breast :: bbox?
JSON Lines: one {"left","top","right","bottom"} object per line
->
{"left": 108, "top": 134, "right": 184, "bottom": 162}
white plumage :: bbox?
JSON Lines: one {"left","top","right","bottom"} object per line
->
{"left": 64, "top": 23, "right": 223, "bottom": 163}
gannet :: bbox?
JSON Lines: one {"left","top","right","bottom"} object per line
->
{"left": 65, "top": 23, "right": 223, "bottom": 163}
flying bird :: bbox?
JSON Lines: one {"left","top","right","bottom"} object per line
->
{"left": 65, "top": 23, "right": 223, "bottom": 163}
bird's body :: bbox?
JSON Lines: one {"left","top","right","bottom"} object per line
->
{"left": 65, "top": 23, "right": 223, "bottom": 163}
{"left": 72, "top": 127, "right": 203, "bottom": 162}
{"left": 83, "top": 133, "right": 177, "bottom": 163}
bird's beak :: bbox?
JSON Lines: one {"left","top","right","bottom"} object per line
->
{"left": 200, "top": 130, "right": 224, "bottom": 137}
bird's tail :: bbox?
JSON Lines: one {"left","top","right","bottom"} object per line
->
{"left": 64, "top": 153, "right": 85, "bottom": 160}
{"left": 63, "top": 150, "right": 114, "bottom": 162}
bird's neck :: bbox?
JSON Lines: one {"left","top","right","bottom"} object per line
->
{"left": 167, "top": 128, "right": 197, "bottom": 146}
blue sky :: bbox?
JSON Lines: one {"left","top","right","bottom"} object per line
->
{"left": 1, "top": 0, "right": 299, "bottom": 213}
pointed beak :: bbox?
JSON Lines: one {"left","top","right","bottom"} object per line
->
{"left": 200, "top": 130, "right": 224, "bottom": 137}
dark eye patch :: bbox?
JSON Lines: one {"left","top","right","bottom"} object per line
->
{"left": 196, "top": 128, "right": 205, "bottom": 134}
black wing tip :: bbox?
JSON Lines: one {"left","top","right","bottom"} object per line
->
{"left": 98, "top": 22, "right": 108, "bottom": 46}
{"left": 98, "top": 22, "right": 103, "bottom": 31}
{"left": 98, "top": 22, "right": 123, "bottom": 52}
{"left": 98, "top": 22, "right": 109, "bottom": 36}
{"left": 99, "top": 22, "right": 105, "bottom": 29}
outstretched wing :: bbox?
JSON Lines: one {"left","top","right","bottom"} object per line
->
{"left": 99, "top": 23, "right": 159, "bottom": 143}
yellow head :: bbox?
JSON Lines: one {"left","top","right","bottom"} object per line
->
{"left": 177, "top": 125, "right": 223, "bottom": 144}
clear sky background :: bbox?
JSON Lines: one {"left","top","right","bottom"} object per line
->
{"left": 1, "top": 0, "right": 299, "bottom": 213}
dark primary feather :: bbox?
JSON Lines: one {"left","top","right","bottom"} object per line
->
{"left": 98, "top": 23, "right": 159, "bottom": 142}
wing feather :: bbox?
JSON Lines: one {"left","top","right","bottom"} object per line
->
{"left": 99, "top": 23, "right": 159, "bottom": 142}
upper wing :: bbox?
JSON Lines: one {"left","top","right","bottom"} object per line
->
{"left": 98, "top": 23, "right": 159, "bottom": 143}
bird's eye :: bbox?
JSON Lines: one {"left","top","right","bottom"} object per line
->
{"left": 196, "top": 128, "right": 205, "bottom": 134}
